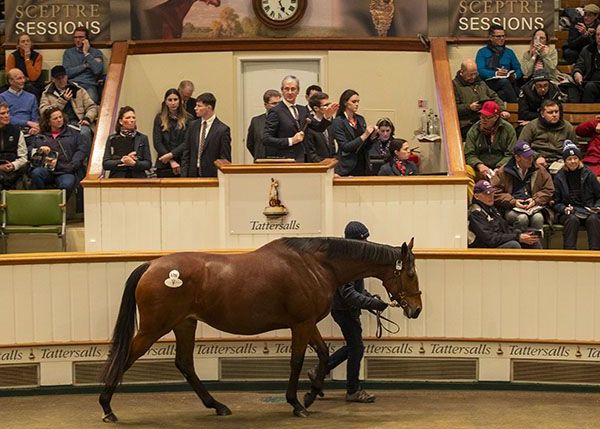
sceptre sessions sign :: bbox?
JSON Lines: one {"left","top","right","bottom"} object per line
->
{"left": 450, "top": 0, "right": 553, "bottom": 36}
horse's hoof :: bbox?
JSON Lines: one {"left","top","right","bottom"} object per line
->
{"left": 102, "top": 412, "right": 118, "bottom": 423}
{"left": 303, "top": 392, "right": 316, "bottom": 409}
{"left": 215, "top": 405, "right": 232, "bottom": 416}
{"left": 293, "top": 407, "right": 309, "bottom": 418}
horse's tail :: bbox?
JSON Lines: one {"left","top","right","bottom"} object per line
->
{"left": 101, "top": 262, "right": 150, "bottom": 386}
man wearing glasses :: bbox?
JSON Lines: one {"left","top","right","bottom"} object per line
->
{"left": 305, "top": 91, "right": 336, "bottom": 163}
{"left": 62, "top": 26, "right": 104, "bottom": 103}
{"left": 475, "top": 24, "right": 522, "bottom": 103}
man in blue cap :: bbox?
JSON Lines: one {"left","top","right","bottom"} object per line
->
{"left": 309, "top": 221, "right": 390, "bottom": 403}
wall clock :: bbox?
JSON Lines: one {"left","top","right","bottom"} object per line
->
{"left": 252, "top": 0, "right": 308, "bottom": 29}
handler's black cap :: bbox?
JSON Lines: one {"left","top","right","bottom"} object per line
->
{"left": 344, "top": 221, "right": 370, "bottom": 240}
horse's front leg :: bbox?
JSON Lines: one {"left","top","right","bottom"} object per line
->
{"left": 287, "top": 322, "right": 313, "bottom": 417}
{"left": 304, "top": 326, "right": 329, "bottom": 409}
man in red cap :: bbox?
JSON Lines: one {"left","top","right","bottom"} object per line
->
{"left": 464, "top": 100, "right": 516, "bottom": 200}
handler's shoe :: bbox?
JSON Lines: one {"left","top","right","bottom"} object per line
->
{"left": 345, "top": 389, "right": 376, "bottom": 403}
{"left": 307, "top": 368, "right": 325, "bottom": 398}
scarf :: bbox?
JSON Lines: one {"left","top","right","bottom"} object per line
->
{"left": 394, "top": 157, "right": 407, "bottom": 176}
{"left": 479, "top": 118, "right": 499, "bottom": 136}
{"left": 120, "top": 128, "right": 137, "bottom": 138}
{"left": 539, "top": 115, "right": 563, "bottom": 130}
{"left": 486, "top": 43, "right": 505, "bottom": 71}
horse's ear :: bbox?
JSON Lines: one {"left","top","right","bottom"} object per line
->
{"left": 408, "top": 237, "right": 414, "bottom": 251}
{"left": 401, "top": 242, "right": 408, "bottom": 258}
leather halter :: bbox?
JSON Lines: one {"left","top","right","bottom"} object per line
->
{"left": 384, "top": 258, "right": 422, "bottom": 308}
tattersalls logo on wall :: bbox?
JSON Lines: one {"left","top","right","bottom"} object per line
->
{"left": 251, "top": 178, "right": 300, "bottom": 232}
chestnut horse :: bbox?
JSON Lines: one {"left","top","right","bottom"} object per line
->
{"left": 99, "top": 237, "right": 422, "bottom": 422}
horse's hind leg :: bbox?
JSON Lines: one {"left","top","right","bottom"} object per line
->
{"left": 173, "top": 318, "right": 231, "bottom": 416}
{"left": 287, "top": 322, "right": 313, "bottom": 418}
{"left": 303, "top": 327, "right": 329, "bottom": 409}
{"left": 100, "top": 331, "right": 162, "bottom": 422}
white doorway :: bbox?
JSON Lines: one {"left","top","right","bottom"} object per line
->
{"left": 239, "top": 58, "right": 323, "bottom": 164}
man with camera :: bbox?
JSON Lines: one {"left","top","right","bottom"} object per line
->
{"left": 40, "top": 65, "right": 98, "bottom": 143}
{"left": 0, "top": 102, "right": 28, "bottom": 190}
{"left": 62, "top": 27, "right": 104, "bottom": 104}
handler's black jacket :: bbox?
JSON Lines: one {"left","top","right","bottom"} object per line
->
{"left": 332, "top": 279, "right": 388, "bottom": 316}
{"left": 468, "top": 201, "right": 521, "bottom": 248}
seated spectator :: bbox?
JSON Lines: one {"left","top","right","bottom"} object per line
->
{"left": 517, "top": 72, "right": 566, "bottom": 128}
{"left": 475, "top": 25, "right": 522, "bottom": 103}
{"left": 0, "top": 68, "right": 40, "bottom": 144}
{"left": 181, "top": 93, "right": 231, "bottom": 178}
{"left": 29, "top": 106, "right": 89, "bottom": 197}
{"left": 305, "top": 91, "right": 335, "bottom": 163}
{"left": 563, "top": 3, "right": 600, "bottom": 64}
{"left": 63, "top": 26, "right": 104, "bottom": 104}
{"left": 468, "top": 180, "right": 542, "bottom": 249}
{"left": 153, "top": 88, "right": 189, "bottom": 177}
{"left": 246, "top": 89, "right": 281, "bottom": 162}
{"left": 39, "top": 65, "right": 97, "bottom": 143}
{"left": 553, "top": 142, "right": 600, "bottom": 250}
{"left": 178, "top": 80, "right": 196, "bottom": 119}
{"left": 491, "top": 140, "right": 554, "bottom": 234}
{"left": 453, "top": 58, "right": 506, "bottom": 139}
{"left": 6, "top": 33, "right": 44, "bottom": 99}
{"left": 464, "top": 101, "right": 516, "bottom": 198}
{"left": 0, "top": 102, "right": 28, "bottom": 189}
{"left": 378, "top": 139, "right": 418, "bottom": 176}
{"left": 573, "top": 23, "right": 600, "bottom": 102}
{"left": 367, "top": 117, "right": 395, "bottom": 174}
{"left": 574, "top": 118, "right": 600, "bottom": 176}
{"left": 333, "top": 89, "right": 376, "bottom": 176}
{"left": 519, "top": 100, "right": 578, "bottom": 169}
{"left": 521, "top": 29, "right": 557, "bottom": 82}
{"left": 102, "top": 106, "right": 151, "bottom": 179}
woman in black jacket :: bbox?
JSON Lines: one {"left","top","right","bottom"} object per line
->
{"left": 30, "top": 106, "right": 90, "bottom": 197}
{"left": 153, "top": 88, "right": 189, "bottom": 177}
{"left": 378, "top": 139, "right": 419, "bottom": 176}
{"left": 333, "top": 89, "right": 376, "bottom": 176}
{"left": 103, "top": 106, "right": 152, "bottom": 178}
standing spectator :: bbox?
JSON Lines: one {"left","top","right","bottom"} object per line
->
{"left": 308, "top": 221, "right": 391, "bottom": 403}
{"left": 517, "top": 72, "right": 566, "bottom": 128}
{"left": 553, "top": 142, "right": 600, "bottom": 250}
{"left": 519, "top": 100, "right": 578, "bottom": 169}
{"left": 521, "top": 29, "right": 558, "bottom": 81}
{"left": 0, "top": 68, "right": 40, "bottom": 143}
{"left": 246, "top": 89, "right": 281, "bottom": 161}
{"left": 464, "top": 101, "right": 516, "bottom": 184}
{"left": 5, "top": 33, "right": 44, "bottom": 99}
{"left": 0, "top": 102, "right": 27, "bottom": 189}
{"left": 468, "top": 180, "right": 542, "bottom": 249}
{"left": 333, "top": 89, "right": 376, "bottom": 176}
{"left": 39, "top": 65, "right": 97, "bottom": 143}
{"left": 305, "top": 91, "right": 335, "bottom": 163}
{"left": 29, "top": 107, "right": 89, "bottom": 197}
{"left": 153, "top": 88, "right": 189, "bottom": 177}
{"left": 574, "top": 117, "right": 600, "bottom": 176}
{"left": 573, "top": 23, "right": 600, "bottom": 102}
{"left": 181, "top": 93, "right": 231, "bottom": 178}
{"left": 563, "top": 3, "right": 600, "bottom": 64}
{"left": 304, "top": 84, "right": 322, "bottom": 103}
{"left": 378, "top": 139, "right": 418, "bottom": 176}
{"left": 177, "top": 80, "right": 196, "bottom": 119}
{"left": 453, "top": 58, "right": 506, "bottom": 139}
{"left": 102, "top": 106, "right": 151, "bottom": 179}
{"left": 62, "top": 26, "right": 104, "bottom": 103}
{"left": 491, "top": 140, "right": 554, "bottom": 233}
{"left": 475, "top": 25, "right": 522, "bottom": 103}
{"left": 263, "top": 75, "right": 337, "bottom": 162}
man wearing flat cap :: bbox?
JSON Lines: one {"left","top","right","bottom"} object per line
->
{"left": 563, "top": 3, "right": 600, "bottom": 64}
{"left": 468, "top": 179, "right": 542, "bottom": 248}
{"left": 39, "top": 65, "right": 97, "bottom": 143}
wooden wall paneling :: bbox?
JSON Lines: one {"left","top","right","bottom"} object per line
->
{"left": 555, "top": 262, "right": 577, "bottom": 340}
{"left": 32, "top": 265, "right": 53, "bottom": 342}
{"left": 0, "top": 265, "right": 15, "bottom": 344}
{"left": 462, "top": 259, "right": 483, "bottom": 338}
{"left": 69, "top": 263, "right": 91, "bottom": 341}
{"left": 83, "top": 187, "right": 102, "bottom": 252}
{"left": 418, "top": 259, "right": 444, "bottom": 337}
{"left": 594, "top": 263, "right": 600, "bottom": 341}
{"left": 537, "top": 261, "right": 559, "bottom": 339}
{"left": 518, "top": 260, "right": 540, "bottom": 339}
{"left": 480, "top": 259, "right": 502, "bottom": 338}
{"left": 499, "top": 259, "right": 520, "bottom": 338}
{"left": 443, "top": 259, "right": 465, "bottom": 337}
{"left": 574, "top": 262, "right": 596, "bottom": 341}
{"left": 50, "top": 264, "right": 71, "bottom": 342}
{"left": 88, "top": 263, "right": 110, "bottom": 341}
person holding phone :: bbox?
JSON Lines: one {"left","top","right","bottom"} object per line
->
{"left": 62, "top": 26, "right": 104, "bottom": 103}
{"left": 521, "top": 29, "right": 558, "bottom": 81}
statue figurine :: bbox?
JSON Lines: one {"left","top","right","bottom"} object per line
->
{"left": 269, "top": 178, "right": 281, "bottom": 207}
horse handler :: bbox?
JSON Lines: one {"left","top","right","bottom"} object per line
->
{"left": 309, "top": 221, "right": 392, "bottom": 403}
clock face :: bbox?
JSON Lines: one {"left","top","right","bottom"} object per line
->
{"left": 261, "top": 0, "right": 299, "bottom": 22}
{"left": 253, "top": 0, "right": 307, "bottom": 29}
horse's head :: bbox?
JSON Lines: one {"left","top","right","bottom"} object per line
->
{"left": 382, "top": 238, "right": 422, "bottom": 319}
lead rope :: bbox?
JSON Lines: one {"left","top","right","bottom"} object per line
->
{"left": 368, "top": 308, "right": 401, "bottom": 338}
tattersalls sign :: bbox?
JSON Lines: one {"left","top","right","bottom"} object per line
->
{"left": 5, "top": 0, "right": 111, "bottom": 42}
{"left": 451, "top": 0, "right": 553, "bottom": 36}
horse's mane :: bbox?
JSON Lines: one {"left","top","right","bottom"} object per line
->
{"left": 280, "top": 237, "right": 401, "bottom": 264}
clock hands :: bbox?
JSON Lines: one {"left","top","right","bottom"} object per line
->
{"left": 277, "top": 0, "right": 285, "bottom": 13}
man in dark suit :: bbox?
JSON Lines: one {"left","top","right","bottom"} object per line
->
{"left": 246, "top": 89, "right": 281, "bottom": 162}
{"left": 180, "top": 92, "right": 231, "bottom": 178}
{"left": 305, "top": 91, "right": 336, "bottom": 163}
{"left": 263, "top": 75, "right": 338, "bottom": 162}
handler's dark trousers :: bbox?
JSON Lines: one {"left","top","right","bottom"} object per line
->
{"left": 561, "top": 213, "right": 600, "bottom": 250}
{"left": 327, "top": 310, "right": 364, "bottom": 394}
